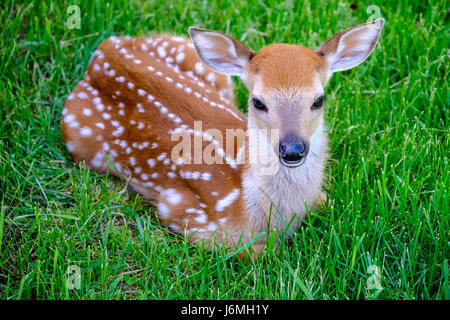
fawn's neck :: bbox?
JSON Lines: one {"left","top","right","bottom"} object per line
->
{"left": 242, "top": 120, "right": 327, "bottom": 234}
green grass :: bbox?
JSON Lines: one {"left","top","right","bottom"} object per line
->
{"left": 0, "top": 0, "right": 448, "bottom": 300}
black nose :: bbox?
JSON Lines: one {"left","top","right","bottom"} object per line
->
{"left": 279, "top": 135, "right": 309, "bottom": 165}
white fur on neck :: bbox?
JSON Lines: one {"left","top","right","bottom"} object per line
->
{"left": 243, "top": 121, "right": 327, "bottom": 235}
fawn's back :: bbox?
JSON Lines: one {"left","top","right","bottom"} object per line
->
{"left": 62, "top": 35, "right": 250, "bottom": 244}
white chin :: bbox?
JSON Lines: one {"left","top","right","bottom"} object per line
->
{"left": 280, "top": 158, "right": 305, "bottom": 168}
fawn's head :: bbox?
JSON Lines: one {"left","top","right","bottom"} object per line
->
{"left": 189, "top": 19, "right": 384, "bottom": 167}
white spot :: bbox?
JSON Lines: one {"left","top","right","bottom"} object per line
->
{"left": 158, "top": 203, "right": 171, "bottom": 218}
{"left": 80, "top": 127, "right": 93, "bottom": 137}
{"left": 175, "top": 52, "right": 185, "bottom": 64}
{"left": 191, "top": 171, "right": 200, "bottom": 179}
{"left": 201, "top": 173, "right": 211, "bottom": 181}
{"left": 102, "top": 142, "right": 110, "bottom": 151}
{"left": 171, "top": 36, "right": 185, "bottom": 42}
{"left": 90, "top": 152, "right": 104, "bottom": 167}
{"left": 143, "top": 181, "right": 154, "bottom": 188}
{"left": 112, "top": 126, "right": 124, "bottom": 136}
{"left": 64, "top": 114, "right": 76, "bottom": 124}
{"left": 128, "top": 82, "right": 135, "bottom": 90}
{"left": 206, "top": 73, "right": 216, "bottom": 83}
{"left": 167, "top": 172, "right": 176, "bottom": 178}
{"left": 66, "top": 142, "right": 75, "bottom": 152}
{"left": 119, "top": 140, "right": 128, "bottom": 149}
{"left": 157, "top": 153, "right": 167, "bottom": 161}
{"left": 215, "top": 189, "right": 240, "bottom": 212}
{"left": 82, "top": 108, "right": 92, "bottom": 116}
{"left": 194, "top": 62, "right": 205, "bottom": 75}
{"left": 157, "top": 46, "right": 166, "bottom": 58}
{"left": 95, "top": 122, "right": 105, "bottom": 129}
{"left": 93, "top": 97, "right": 101, "bottom": 104}
{"left": 147, "top": 159, "right": 156, "bottom": 167}
{"left": 164, "top": 188, "right": 182, "bottom": 205}
{"left": 195, "top": 213, "right": 208, "bottom": 224}
{"left": 115, "top": 76, "right": 125, "bottom": 83}
{"left": 77, "top": 92, "right": 88, "bottom": 99}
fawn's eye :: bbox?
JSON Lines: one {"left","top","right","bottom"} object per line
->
{"left": 252, "top": 98, "right": 267, "bottom": 111}
{"left": 311, "top": 96, "right": 325, "bottom": 110}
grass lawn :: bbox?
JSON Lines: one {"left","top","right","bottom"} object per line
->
{"left": 0, "top": 0, "right": 448, "bottom": 299}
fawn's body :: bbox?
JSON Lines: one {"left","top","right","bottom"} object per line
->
{"left": 62, "top": 20, "right": 384, "bottom": 252}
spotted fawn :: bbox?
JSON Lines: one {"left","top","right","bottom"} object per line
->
{"left": 62, "top": 19, "right": 384, "bottom": 254}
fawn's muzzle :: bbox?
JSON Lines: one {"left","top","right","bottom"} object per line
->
{"left": 279, "top": 134, "right": 309, "bottom": 167}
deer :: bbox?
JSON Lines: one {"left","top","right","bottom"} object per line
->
{"left": 61, "top": 19, "right": 385, "bottom": 256}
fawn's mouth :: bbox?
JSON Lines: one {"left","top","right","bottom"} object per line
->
{"left": 279, "top": 156, "right": 306, "bottom": 168}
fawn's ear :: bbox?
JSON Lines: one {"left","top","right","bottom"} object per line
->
{"left": 315, "top": 18, "right": 385, "bottom": 73}
{"left": 188, "top": 27, "right": 254, "bottom": 76}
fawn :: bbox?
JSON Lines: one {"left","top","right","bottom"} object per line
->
{"left": 62, "top": 19, "right": 384, "bottom": 254}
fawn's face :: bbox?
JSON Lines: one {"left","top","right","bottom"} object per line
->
{"left": 189, "top": 19, "right": 384, "bottom": 167}
{"left": 245, "top": 44, "right": 327, "bottom": 166}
